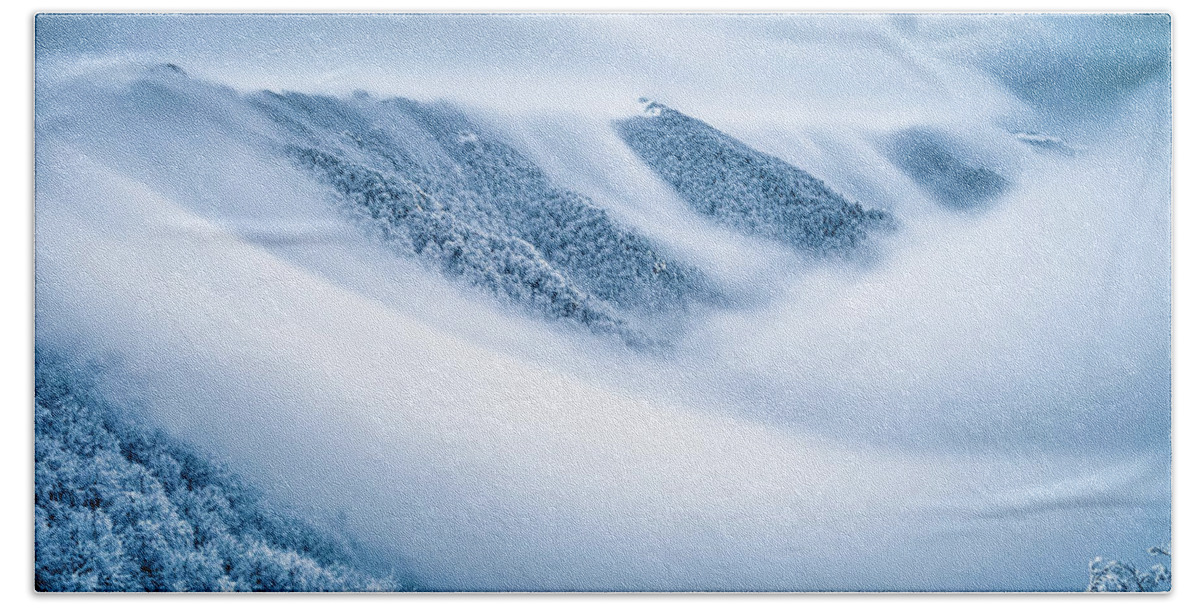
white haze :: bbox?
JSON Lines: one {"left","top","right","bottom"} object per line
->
{"left": 34, "top": 14, "right": 1170, "bottom": 590}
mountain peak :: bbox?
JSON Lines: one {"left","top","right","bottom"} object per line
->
{"left": 637, "top": 98, "right": 667, "bottom": 117}
{"left": 143, "top": 62, "right": 189, "bottom": 79}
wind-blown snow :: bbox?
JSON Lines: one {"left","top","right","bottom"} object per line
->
{"left": 34, "top": 13, "right": 1170, "bottom": 591}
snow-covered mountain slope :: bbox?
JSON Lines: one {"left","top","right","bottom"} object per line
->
{"left": 882, "top": 127, "right": 1009, "bottom": 209}
{"left": 253, "top": 90, "right": 725, "bottom": 346}
{"left": 41, "top": 64, "right": 722, "bottom": 347}
{"left": 34, "top": 352, "right": 408, "bottom": 592}
{"left": 616, "top": 102, "right": 895, "bottom": 253}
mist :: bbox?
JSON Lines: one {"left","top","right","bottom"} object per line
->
{"left": 34, "top": 14, "right": 1170, "bottom": 590}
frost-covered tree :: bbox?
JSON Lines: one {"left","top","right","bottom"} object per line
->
{"left": 1087, "top": 545, "right": 1171, "bottom": 592}
{"left": 248, "top": 90, "right": 723, "bottom": 348}
{"left": 882, "top": 128, "right": 1008, "bottom": 209}
{"left": 614, "top": 102, "right": 894, "bottom": 254}
{"left": 34, "top": 351, "right": 408, "bottom": 592}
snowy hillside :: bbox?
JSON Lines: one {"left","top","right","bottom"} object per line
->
{"left": 616, "top": 101, "right": 895, "bottom": 252}
{"left": 253, "top": 90, "right": 725, "bottom": 346}
{"left": 35, "top": 353, "right": 407, "bottom": 591}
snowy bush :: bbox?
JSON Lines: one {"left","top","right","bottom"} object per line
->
{"left": 1087, "top": 545, "right": 1171, "bottom": 592}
